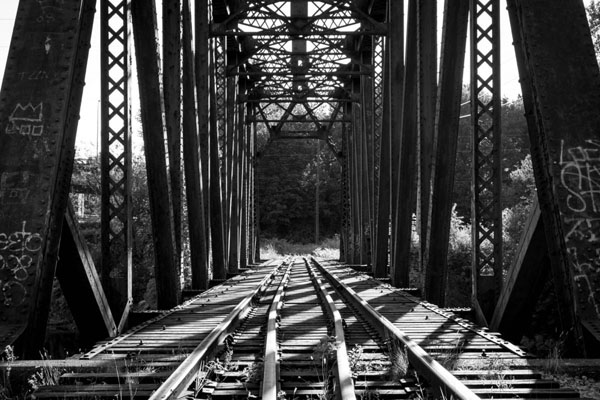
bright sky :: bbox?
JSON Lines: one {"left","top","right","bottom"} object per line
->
{"left": 0, "top": 1, "right": 594, "bottom": 157}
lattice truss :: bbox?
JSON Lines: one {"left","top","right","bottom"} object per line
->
{"left": 470, "top": 0, "right": 502, "bottom": 283}
{"left": 214, "top": 0, "right": 384, "bottom": 142}
{"left": 100, "top": 0, "right": 132, "bottom": 316}
{"left": 101, "top": 0, "right": 131, "bottom": 271}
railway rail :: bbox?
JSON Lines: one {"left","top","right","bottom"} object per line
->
{"left": 25, "top": 258, "right": 587, "bottom": 399}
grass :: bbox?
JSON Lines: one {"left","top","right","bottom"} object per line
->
{"left": 260, "top": 237, "right": 340, "bottom": 259}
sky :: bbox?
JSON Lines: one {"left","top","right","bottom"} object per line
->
{"left": 0, "top": 1, "right": 594, "bottom": 156}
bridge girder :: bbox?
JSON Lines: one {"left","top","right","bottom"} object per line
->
{"left": 0, "top": 0, "right": 599, "bottom": 356}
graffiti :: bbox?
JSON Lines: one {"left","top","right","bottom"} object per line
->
{"left": 36, "top": 0, "right": 65, "bottom": 24}
{"left": 559, "top": 139, "right": 600, "bottom": 213}
{"left": 5, "top": 103, "right": 44, "bottom": 136}
{"left": 0, "top": 280, "right": 27, "bottom": 307}
{"left": 0, "top": 221, "right": 41, "bottom": 306}
{"left": 0, "top": 172, "right": 32, "bottom": 204}
{"left": 0, "top": 221, "right": 43, "bottom": 253}
{"left": 569, "top": 247, "right": 600, "bottom": 317}
{"left": 564, "top": 217, "right": 600, "bottom": 243}
{"left": 16, "top": 70, "right": 49, "bottom": 81}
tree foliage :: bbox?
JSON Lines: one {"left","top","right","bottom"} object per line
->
{"left": 587, "top": 0, "right": 600, "bottom": 64}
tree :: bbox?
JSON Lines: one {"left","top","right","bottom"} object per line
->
{"left": 587, "top": 0, "right": 600, "bottom": 64}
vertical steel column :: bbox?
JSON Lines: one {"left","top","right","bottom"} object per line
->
{"left": 196, "top": 0, "right": 211, "bottom": 268}
{"left": 417, "top": 1, "right": 437, "bottom": 268}
{"left": 240, "top": 101, "right": 251, "bottom": 269}
{"left": 163, "top": 0, "right": 183, "bottom": 266}
{"left": 372, "top": 36, "right": 385, "bottom": 270}
{"left": 182, "top": 0, "right": 209, "bottom": 289}
{"left": 361, "top": 57, "right": 375, "bottom": 266}
{"left": 209, "top": 41, "right": 227, "bottom": 279}
{"left": 506, "top": 0, "right": 600, "bottom": 353}
{"left": 224, "top": 74, "right": 236, "bottom": 264}
{"left": 252, "top": 110, "right": 260, "bottom": 263}
{"left": 470, "top": 0, "right": 503, "bottom": 323}
{"left": 424, "top": 0, "right": 470, "bottom": 305}
{"left": 392, "top": 0, "right": 417, "bottom": 287}
{"left": 213, "top": 36, "right": 228, "bottom": 273}
{"left": 100, "top": 0, "right": 132, "bottom": 328}
{"left": 131, "top": 0, "right": 179, "bottom": 309}
{"left": 388, "top": 0, "right": 404, "bottom": 274}
{"left": 340, "top": 118, "right": 352, "bottom": 262}
{"left": 374, "top": 37, "right": 392, "bottom": 278}
{"left": 0, "top": 0, "right": 95, "bottom": 354}
{"left": 351, "top": 87, "right": 364, "bottom": 263}
{"left": 228, "top": 80, "right": 244, "bottom": 274}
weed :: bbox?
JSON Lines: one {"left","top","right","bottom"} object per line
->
{"left": 348, "top": 344, "right": 363, "bottom": 374}
{"left": 242, "top": 361, "right": 264, "bottom": 384}
{"left": 27, "top": 350, "right": 62, "bottom": 391}
{"left": 388, "top": 341, "right": 409, "bottom": 380}
{"left": 477, "top": 355, "right": 514, "bottom": 391}
{"left": 310, "top": 335, "right": 338, "bottom": 399}
{"left": 1, "top": 346, "right": 16, "bottom": 400}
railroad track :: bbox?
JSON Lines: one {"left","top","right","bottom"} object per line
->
{"left": 29, "top": 258, "right": 587, "bottom": 399}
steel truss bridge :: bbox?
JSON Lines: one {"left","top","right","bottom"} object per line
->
{"left": 0, "top": 0, "right": 599, "bottom": 397}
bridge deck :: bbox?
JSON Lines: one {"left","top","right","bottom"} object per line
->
{"left": 14, "top": 259, "right": 589, "bottom": 399}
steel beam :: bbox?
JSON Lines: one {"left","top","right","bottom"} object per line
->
{"left": 392, "top": 0, "right": 417, "bottom": 287}
{"left": 131, "top": 0, "right": 180, "bottom": 309}
{"left": 424, "top": 0, "right": 469, "bottom": 306}
{"left": 0, "top": 0, "right": 95, "bottom": 355}
{"left": 470, "top": 0, "right": 503, "bottom": 324}
{"left": 388, "top": 0, "right": 404, "bottom": 274}
{"left": 417, "top": 0, "right": 437, "bottom": 270}
{"left": 163, "top": 0, "right": 183, "bottom": 267}
{"left": 209, "top": 44, "right": 227, "bottom": 279}
{"left": 490, "top": 200, "right": 549, "bottom": 343}
{"left": 507, "top": 0, "right": 599, "bottom": 353}
{"left": 100, "top": 0, "right": 132, "bottom": 330}
{"left": 182, "top": 0, "right": 209, "bottom": 290}
{"left": 196, "top": 0, "right": 211, "bottom": 269}
{"left": 57, "top": 204, "right": 117, "bottom": 346}
{"left": 374, "top": 37, "right": 391, "bottom": 278}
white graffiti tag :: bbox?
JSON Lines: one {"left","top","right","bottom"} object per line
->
{"left": 569, "top": 247, "right": 600, "bottom": 317}
{"left": 560, "top": 139, "right": 600, "bottom": 213}
{"left": 0, "top": 221, "right": 41, "bottom": 307}
{"left": 5, "top": 103, "right": 44, "bottom": 136}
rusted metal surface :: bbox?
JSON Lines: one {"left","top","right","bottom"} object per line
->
{"left": 0, "top": 0, "right": 95, "bottom": 354}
